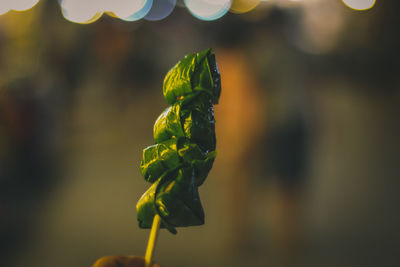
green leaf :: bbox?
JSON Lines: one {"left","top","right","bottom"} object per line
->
{"left": 191, "top": 150, "right": 217, "bottom": 186}
{"left": 136, "top": 173, "right": 178, "bottom": 234}
{"left": 177, "top": 139, "right": 216, "bottom": 186}
{"left": 181, "top": 108, "right": 216, "bottom": 152}
{"left": 141, "top": 137, "right": 216, "bottom": 186}
{"left": 163, "top": 54, "right": 196, "bottom": 104}
{"left": 155, "top": 168, "right": 204, "bottom": 228}
{"left": 137, "top": 168, "right": 205, "bottom": 234}
{"left": 140, "top": 139, "right": 181, "bottom": 183}
{"left": 163, "top": 48, "right": 221, "bottom": 105}
{"left": 136, "top": 180, "right": 158, "bottom": 229}
{"left": 153, "top": 104, "right": 185, "bottom": 144}
{"left": 153, "top": 99, "right": 216, "bottom": 153}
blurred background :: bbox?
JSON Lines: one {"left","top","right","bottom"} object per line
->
{"left": 1, "top": 0, "right": 399, "bottom": 267}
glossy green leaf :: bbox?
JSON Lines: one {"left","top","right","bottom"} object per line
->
{"left": 155, "top": 168, "right": 204, "bottom": 228}
{"left": 136, "top": 179, "right": 158, "bottom": 229}
{"left": 153, "top": 104, "right": 184, "bottom": 144}
{"left": 136, "top": 173, "right": 178, "bottom": 234}
{"left": 153, "top": 101, "right": 216, "bottom": 153}
{"left": 137, "top": 168, "right": 204, "bottom": 234}
{"left": 163, "top": 48, "right": 221, "bottom": 105}
{"left": 177, "top": 139, "right": 216, "bottom": 186}
{"left": 140, "top": 139, "right": 181, "bottom": 183}
{"left": 140, "top": 137, "right": 214, "bottom": 185}
{"left": 181, "top": 108, "right": 216, "bottom": 152}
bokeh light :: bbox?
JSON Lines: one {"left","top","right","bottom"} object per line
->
{"left": 185, "top": 0, "right": 231, "bottom": 21}
{"left": 292, "top": 0, "right": 344, "bottom": 54}
{"left": 0, "top": 0, "right": 40, "bottom": 15}
{"left": 145, "top": 0, "right": 176, "bottom": 21}
{"left": 60, "top": 0, "right": 103, "bottom": 24}
{"left": 0, "top": 4, "right": 11, "bottom": 16}
{"left": 342, "top": 0, "right": 376, "bottom": 11}
{"left": 114, "top": 0, "right": 152, "bottom": 22}
{"left": 104, "top": 11, "right": 119, "bottom": 19}
{"left": 230, "top": 0, "right": 260, "bottom": 14}
{"left": 59, "top": 0, "right": 154, "bottom": 23}
{"left": 12, "top": 0, "right": 40, "bottom": 11}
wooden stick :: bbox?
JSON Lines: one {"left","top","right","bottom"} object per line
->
{"left": 145, "top": 214, "right": 161, "bottom": 267}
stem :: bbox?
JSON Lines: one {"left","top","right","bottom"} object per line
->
{"left": 145, "top": 214, "right": 161, "bottom": 267}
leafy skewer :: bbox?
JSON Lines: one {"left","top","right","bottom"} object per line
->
{"left": 137, "top": 48, "right": 221, "bottom": 263}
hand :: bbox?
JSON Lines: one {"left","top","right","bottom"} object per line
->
{"left": 92, "top": 256, "right": 161, "bottom": 267}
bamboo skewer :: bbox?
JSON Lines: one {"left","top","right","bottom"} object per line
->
{"left": 144, "top": 214, "right": 161, "bottom": 267}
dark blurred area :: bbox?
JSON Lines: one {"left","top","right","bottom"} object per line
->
{"left": 1, "top": 0, "right": 399, "bottom": 267}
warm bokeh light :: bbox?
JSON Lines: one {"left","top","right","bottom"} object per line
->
{"left": 0, "top": 5, "right": 11, "bottom": 16}
{"left": 185, "top": 0, "right": 231, "bottom": 21}
{"left": 104, "top": 11, "right": 119, "bottom": 19}
{"left": 294, "top": 0, "right": 344, "bottom": 54}
{"left": 0, "top": 0, "right": 40, "bottom": 15}
{"left": 12, "top": 0, "right": 40, "bottom": 11}
{"left": 230, "top": 0, "right": 260, "bottom": 14}
{"left": 342, "top": 0, "right": 376, "bottom": 10}
{"left": 113, "top": 0, "right": 152, "bottom": 21}
{"left": 1, "top": 0, "right": 378, "bottom": 23}
{"left": 145, "top": 0, "right": 176, "bottom": 21}
{"left": 59, "top": 0, "right": 154, "bottom": 23}
{"left": 60, "top": 0, "right": 103, "bottom": 24}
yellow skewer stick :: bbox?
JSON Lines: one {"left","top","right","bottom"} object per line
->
{"left": 144, "top": 214, "right": 161, "bottom": 267}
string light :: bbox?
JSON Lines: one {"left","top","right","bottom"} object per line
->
{"left": 12, "top": 0, "right": 40, "bottom": 11}
{"left": 0, "top": 4, "right": 11, "bottom": 16}
{"left": 60, "top": 0, "right": 102, "bottom": 24}
{"left": 0, "top": 0, "right": 377, "bottom": 22}
{"left": 185, "top": 0, "right": 231, "bottom": 21}
{"left": 0, "top": 0, "right": 40, "bottom": 15}
{"left": 145, "top": 0, "right": 176, "bottom": 21}
{"left": 59, "top": 0, "right": 153, "bottom": 24}
{"left": 116, "top": 0, "right": 153, "bottom": 22}
{"left": 342, "top": 0, "right": 376, "bottom": 11}
{"left": 230, "top": 0, "right": 260, "bottom": 14}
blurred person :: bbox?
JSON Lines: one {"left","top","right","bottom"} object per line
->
{"left": 212, "top": 13, "right": 312, "bottom": 267}
{"left": 213, "top": 14, "right": 311, "bottom": 267}
{"left": 262, "top": 113, "right": 309, "bottom": 267}
{"left": 0, "top": 78, "right": 60, "bottom": 267}
{"left": 214, "top": 44, "right": 266, "bottom": 253}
